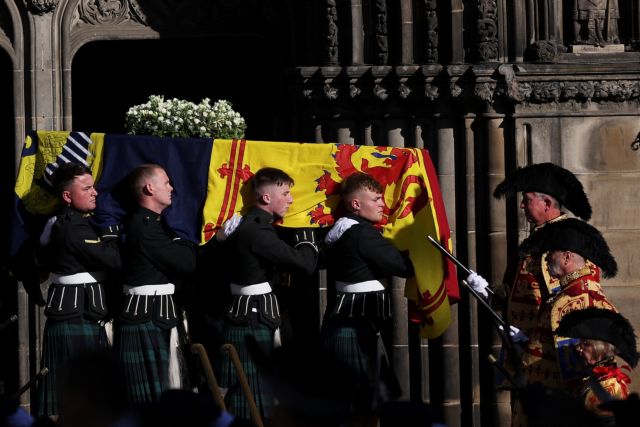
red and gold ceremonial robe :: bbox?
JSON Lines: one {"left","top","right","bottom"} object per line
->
{"left": 582, "top": 361, "right": 631, "bottom": 418}
{"left": 507, "top": 215, "right": 568, "bottom": 338}
{"left": 522, "top": 265, "right": 616, "bottom": 388}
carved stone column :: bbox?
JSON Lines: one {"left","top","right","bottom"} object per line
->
{"left": 484, "top": 105, "right": 510, "bottom": 426}
{"left": 435, "top": 114, "right": 462, "bottom": 426}
{"left": 386, "top": 118, "right": 411, "bottom": 399}
{"left": 464, "top": 113, "right": 482, "bottom": 426}
{"left": 350, "top": 0, "right": 364, "bottom": 64}
{"left": 450, "top": 0, "right": 465, "bottom": 63}
{"left": 30, "top": 10, "right": 60, "bottom": 129}
{"left": 400, "top": 0, "right": 413, "bottom": 64}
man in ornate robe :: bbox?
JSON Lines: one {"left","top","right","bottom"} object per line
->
{"left": 556, "top": 308, "right": 638, "bottom": 422}
{"left": 492, "top": 163, "right": 593, "bottom": 340}
{"left": 516, "top": 218, "right": 619, "bottom": 424}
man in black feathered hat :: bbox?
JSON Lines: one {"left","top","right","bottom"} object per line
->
{"left": 496, "top": 163, "right": 593, "bottom": 335}
{"left": 482, "top": 162, "right": 595, "bottom": 427}
{"left": 555, "top": 307, "right": 638, "bottom": 423}
{"left": 519, "top": 219, "right": 618, "bottom": 401}
{"left": 467, "top": 163, "right": 594, "bottom": 343}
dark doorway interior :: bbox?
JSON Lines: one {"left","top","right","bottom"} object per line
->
{"left": 0, "top": 47, "right": 19, "bottom": 398}
{"left": 1, "top": 49, "right": 15, "bottom": 261}
{"left": 72, "top": 36, "right": 288, "bottom": 140}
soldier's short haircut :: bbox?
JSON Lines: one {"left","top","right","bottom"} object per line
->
{"left": 341, "top": 172, "right": 383, "bottom": 199}
{"left": 129, "top": 163, "right": 164, "bottom": 200}
{"left": 52, "top": 162, "right": 92, "bottom": 195}
{"left": 251, "top": 167, "right": 294, "bottom": 195}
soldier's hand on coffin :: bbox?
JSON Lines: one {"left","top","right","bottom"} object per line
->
{"left": 293, "top": 228, "right": 318, "bottom": 252}
{"left": 466, "top": 271, "right": 489, "bottom": 298}
{"left": 216, "top": 213, "right": 243, "bottom": 242}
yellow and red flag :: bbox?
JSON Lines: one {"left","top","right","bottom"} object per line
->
{"left": 202, "top": 139, "right": 459, "bottom": 338}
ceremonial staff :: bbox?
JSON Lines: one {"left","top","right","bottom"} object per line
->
{"left": 427, "top": 236, "right": 504, "bottom": 328}
{"left": 428, "top": 235, "right": 527, "bottom": 388}
{"left": 10, "top": 368, "right": 48, "bottom": 401}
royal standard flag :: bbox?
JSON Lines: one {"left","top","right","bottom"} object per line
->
{"left": 11, "top": 131, "right": 104, "bottom": 255}
{"left": 202, "top": 139, "right": 459, "bottom": 338}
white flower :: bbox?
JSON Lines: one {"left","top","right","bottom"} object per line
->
{"left": 125, "top": 95, "right": 246, "bottom": 139}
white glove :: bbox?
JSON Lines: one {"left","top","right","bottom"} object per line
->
{"left": 39, "top": 216, "right": 57, "bottom": 246}
{"left": 216, "top": 213, "right": 243, "bottom": 242}
{"left": 466, "top": 271, "right": 489, "bottom": 298}
{"left": 499, "top": 325, "right": 529, "bottom": 343}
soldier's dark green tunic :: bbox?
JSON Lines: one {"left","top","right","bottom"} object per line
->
{"left": 114, "top": 207, "right": 196, "bottom": 405}
{"left": 36, "top": 206, "right": 121, "bottom": 416}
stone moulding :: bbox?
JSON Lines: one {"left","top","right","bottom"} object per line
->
{"left": 296, "top": 65, "right": 640, "bottom": 106}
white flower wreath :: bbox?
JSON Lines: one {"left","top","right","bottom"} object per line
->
{"left": 125, "top": 95, "right": 247, "bottom": 139}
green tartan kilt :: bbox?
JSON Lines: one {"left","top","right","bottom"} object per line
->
{"left": 114, "top": 321, "right": 170, "bottom": 405}
{"left": 322, "top": 323, "right": 372, "bottom": 389}
{"left": 35, "top": 316, "right": 107, "bottom": 417}
{"left": 218, "top": 322, "right": 274, "bottom": 420}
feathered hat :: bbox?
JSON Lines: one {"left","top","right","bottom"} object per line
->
{"left": 493, "top": 163, "right": 592, "bottom": 221}
{"left": 555, "top": 307, "right": 639, "bottom": 368}
{"left": 518, "top": 218, "right": 617, "bottom": 278}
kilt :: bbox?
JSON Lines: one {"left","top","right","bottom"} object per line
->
{"left": 114, "top": 320, "right": 170, "bottom": 405}
{"left": 35, "top": 316, "right": 107, "bottom": 416}
{"left": 321, "top": 317, "right": 400, "bottom": 413}
{"left": 322, "top": 322, "right": 373, "bottom": 391}
{"left": 218, "top": 322, "right": 274, "bottom": 420}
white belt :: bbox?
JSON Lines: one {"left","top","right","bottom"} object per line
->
{"left": 51, "top": 271, "right": 106, "bottom": 285}
{"left": 123, "top": 284, "right": 175, "bottom": 296}
{"left": 336, "top": 280, "right": 384, "bottom": 293}
{"left": 230, "top": 282, "right": 272, "bottom": 296}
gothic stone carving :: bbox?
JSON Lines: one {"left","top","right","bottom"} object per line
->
{"left": 297, "top": 67, "right": 640, "bottom": 107}
{"left": 475, "top": 0, "right": 498, "bottom": 62}
{"left": 78, "top": 0, "right": 145, "bottom": 25}
{"left": 573, "top": 0, "right": 620, "bottom": 45}
{"left": 424, "top": 0, "right": 438, "bottom": 63}
{"left": 524, "top": 40, "right": 557, "bottom": 63}
{"left": 374, "top": 0, "right": 388, "bottom": 65}
{"left": 27, "top": 0, "right": 59, "bottom": 15}
{"left": 326, "top": 0, "right": 339, "bottom": 65}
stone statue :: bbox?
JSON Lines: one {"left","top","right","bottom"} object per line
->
{"left": 573, "top": 0, "right": 620, "bottom": 46}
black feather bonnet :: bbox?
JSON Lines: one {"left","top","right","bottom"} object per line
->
{"left": 493, "top": 163, "right": 592, "bottom": 221}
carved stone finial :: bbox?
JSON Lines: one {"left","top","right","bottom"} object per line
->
{"left": 525, "top": 40, "right": 557, "bottom": 63}
{"left": 27, "top": 0, "right": 59, "bottom": 15}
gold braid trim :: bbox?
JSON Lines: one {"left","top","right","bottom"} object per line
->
{"left": 560, "top": 266, "right": 593, "bottom": 288}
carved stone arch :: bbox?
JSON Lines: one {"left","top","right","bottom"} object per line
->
{"left": 0, "top": 1, "right": 16, "bottom": 59}
{"left": 1, "top": 0, "right": 26, "bottom": 157}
